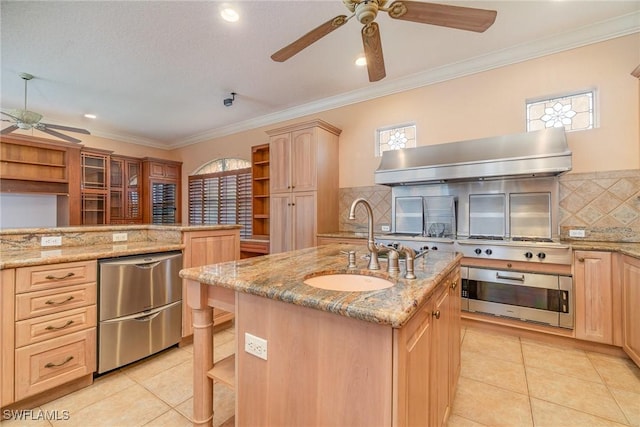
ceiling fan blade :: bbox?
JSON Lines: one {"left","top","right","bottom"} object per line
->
{"left": 39, "top": 127, "right": 83, "bottom": 143}
{"left": 41, "top": 123, "right": 91, "bottom": 135}
{"left": 1, "top": 110, "right": 20, "bottom": 121}
{"left": 387, "top": 1, "right": 497, "bottom": 33}
{"left": 1, "top": 125, "right": 19, "bottom": 135}
{"left": 271, "top": 15, "right": 349, "bottom": 62}
{"left": 362, "top": 22, "right": 386, "bottom": 82}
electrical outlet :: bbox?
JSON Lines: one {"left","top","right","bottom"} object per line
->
{"left": 112, "top": 233, "right": 128, "bottom": 242}
{"left": 569, "top": 229, "right": 586, "bottom": 238}
{"left": 41, "top": 236, "right": 62, "bottom": 247}
{"left": 381, "top": 225, "right": 390, "bottom": 232}
{"left": 245, "top": 332, "right": 267, "bottom": 360}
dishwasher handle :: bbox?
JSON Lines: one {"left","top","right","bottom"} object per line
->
{"left": 134, "top": 260, "right": 162, "bottom": 269}
{"left": 100, "top": 300, "right": 181, "bottom": 324}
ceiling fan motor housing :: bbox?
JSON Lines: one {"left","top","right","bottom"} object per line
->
{"left": 355, "top": 1, "right": 381, "bottom": 24}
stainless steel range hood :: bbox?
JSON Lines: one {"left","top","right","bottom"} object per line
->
{"left": 375, "top": 128, "right": 572, "bottom": 186}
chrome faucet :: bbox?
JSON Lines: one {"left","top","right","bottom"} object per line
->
{"left": 349, "top": 198, "right": 380, "bottom": 270}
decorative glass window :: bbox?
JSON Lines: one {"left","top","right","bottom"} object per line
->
{"left": 526, "top": 90, "right": 595, "bottom": 132}
{"left": 189, "top": 158, "right": 252, "bottom": 238}
{"left": 376, "top": 123, "right": 416, "bottom": 157}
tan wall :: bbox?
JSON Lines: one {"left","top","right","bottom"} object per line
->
{"left": 173, "top": 35, "right": 639, "bottom": 203}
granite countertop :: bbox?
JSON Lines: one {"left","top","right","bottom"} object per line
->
{"left": 180, "top": 243, "right": 462, "bottom": 328}
{"left": 0, "top": 241, "right": 185, "bottom": 269}
{"left": 319, "top": 232, "right": 640, "bottom": 258}
{"left": 567, "top": 241, "right": 640, "bottom": 258}
{"left": 0, "top": 224, "right": 241, "bottom": 269}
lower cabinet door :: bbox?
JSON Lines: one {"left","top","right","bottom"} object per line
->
{"left": 15, "top": 328, "right": 96, "bottom": 400}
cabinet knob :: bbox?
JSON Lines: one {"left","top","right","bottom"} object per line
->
{"left": 451, "top": 280, "right": 457, "bottom": 290}
{"left": 433, "top": 310, "right": 441, "bottom": 319}
{"left": 578, "top": 257, "right": 585, "bottom": 262}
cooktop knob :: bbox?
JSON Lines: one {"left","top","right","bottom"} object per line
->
{"left": 474, "top": 248, "right": 482, "bottom": 255}
{"left": 431, "top": 246, "right": 438, "bottom": 251}
{"left": 537, "top": 252, "right": 546, "bottom": 259}
{"left": 524, "top": 252, "right": 533, "bottom": 259}
{"left": 485, "top": 249, "right": 493, "bottom": 255}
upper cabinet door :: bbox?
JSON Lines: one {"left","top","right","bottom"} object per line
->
{"left": 291, "top": 129, "right": 317, "bottom": 192}
{"left": 270, "top": 134, "right": 291, "bottom": 194}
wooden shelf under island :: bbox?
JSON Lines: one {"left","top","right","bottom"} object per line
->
{"left": 181, "top": 244, "right": 462, "bottom": 427}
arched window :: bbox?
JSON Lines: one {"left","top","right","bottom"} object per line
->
{"left": 188, "top": 158, "right": 252, "bottom": 238}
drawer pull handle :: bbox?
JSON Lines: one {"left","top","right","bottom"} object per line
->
{"left": 45, "top": 272, "right": 75, "bottom": 280}
{"left": 433, "top": 310, "right": 441, "bottom": 319}
{"left": 45, "top": 296, "right": 74, "bottom": 305}
{"left": 578, "top": 257, "right": 585, "bottom": 262}
{"left": 45, "top": 320, "right": 74, "bottom": 331}
{"left": 45, "top": 356, "right": 74, "bottom": 368}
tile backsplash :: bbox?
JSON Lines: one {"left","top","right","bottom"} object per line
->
{"left": 340, "top": 169, "right": 640, "bottom": 242}
{"left": 559, "top": 169, "right": 640, "bottom": 242}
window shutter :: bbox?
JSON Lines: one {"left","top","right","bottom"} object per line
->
{"left": 188, "top": 167, "right": 252, "bottom": 238}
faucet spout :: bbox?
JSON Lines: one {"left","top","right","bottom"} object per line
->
{"left": 349, "top": 198, "right": 380, "bottom": 270}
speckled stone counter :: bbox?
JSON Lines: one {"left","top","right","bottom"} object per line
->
{"left": 565, "top": 240, "right": 640, "bottom": 258}
{"left": 0, "top": 224, "right": 241, "bottom": 269}
{"left": 180, "top": 243, "right": 461, "bottom": 328}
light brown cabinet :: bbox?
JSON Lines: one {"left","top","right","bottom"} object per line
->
{"left": 622, "top": 255, "right": 640, "bottom": 366}
{"left": 235, "top": 263, "right": 461, "bottom": 426}
{"left": 110, "top": 156, "right": 142, "bottom": 224}
{"left": 141, "top": 158, "right": 182, "bottom": 224}
{"left": 182, "top": 229, "right": 240, "bottom": 338}
{"left": 267, "top": 120, "right": 340, "bottom": 253}
{"left": 0, "top": 134, "right": 82, "bottom": 225}
{"left": 251, "top": 144, "right": 270, "bottom": 240}
{"left": 81, "top": 148, "right": 111, "bottom": 225}
{"left": 9, "top": 261, "right": 97, "bottom": 403}
{"left": 574, "top": 250, "right": 614, "bottom": 344}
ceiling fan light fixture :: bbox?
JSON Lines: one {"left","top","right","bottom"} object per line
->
{"left": 11, "top": 109, "right": 42, "bottom": 125}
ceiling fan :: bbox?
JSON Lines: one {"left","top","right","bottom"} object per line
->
{"left": 1, "top": 73, "right": 90, "bottom": 144}
{"left": 271, "top": 0, "right": 497, "bottom": 82}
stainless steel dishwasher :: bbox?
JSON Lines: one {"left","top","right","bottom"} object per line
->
{"left": 98, "top": 251, "right": 182, "bottom": 373}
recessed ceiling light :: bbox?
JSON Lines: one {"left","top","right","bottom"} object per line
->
{"left": 220, "top": 7, "right": 239, "bottom": 22}
{"left": 84, "top": 114, "right": 96, "bottom": 119}
{"left": 355, "top": 56, "right": 367, "bottom": 67}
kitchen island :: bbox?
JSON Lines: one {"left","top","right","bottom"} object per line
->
{"left": 180, "top": 244, "right": 462, "bottom": 427}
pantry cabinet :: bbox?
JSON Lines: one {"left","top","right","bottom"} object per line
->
{"left": 574, "top": 251, "right": 614, "bottom": 344}
{"left": 622, "top": 255, "right": 640, "bottom": 366}
{"left": 267, "top": 120, "right": 340, "bottom": 253}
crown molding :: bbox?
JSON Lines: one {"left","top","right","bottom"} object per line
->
{"left": 130, "top": 11, "right": 640, "bottom": 150}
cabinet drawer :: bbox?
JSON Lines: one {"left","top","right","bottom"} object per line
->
{"left": 15, "top": 328, "right": 96, "bottom": 400}
{"left": 15, "top": 305, "right": 97, "bottom": 348}
{"left": 16, "top": 283, "right": 96, "bottom": 321}
{"left": 16, "top": 261, "right": 97, "bottom": 293}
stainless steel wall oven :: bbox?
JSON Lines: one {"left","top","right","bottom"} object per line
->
{"left": 461, "top": 266, "right": 573, "bottom": 329}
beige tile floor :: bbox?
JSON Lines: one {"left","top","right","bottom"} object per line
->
{"left": 2, "top": 325, "right": 639, "bottom": 426}
{"left": 449, "top": 327, "right": 640, "bottom": 427}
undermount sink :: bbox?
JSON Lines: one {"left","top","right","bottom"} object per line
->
{"left": 303, "top": 273, "right": 394, "bottom": 292}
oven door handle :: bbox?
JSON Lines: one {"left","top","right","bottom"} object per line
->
{"left": 496, "top": 273, "right": 525, "bottom": 282}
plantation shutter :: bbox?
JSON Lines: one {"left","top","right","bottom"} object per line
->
{"left": 188, "top": 168, "right": 252, "bottom": 238}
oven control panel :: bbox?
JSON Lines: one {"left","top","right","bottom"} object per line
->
{"left": 457, "top": 241, "right": 572, "bottom": 265}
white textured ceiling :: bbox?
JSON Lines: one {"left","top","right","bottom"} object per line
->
{"left": 1, "top": 1, "right": 639, "bottom": 148}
